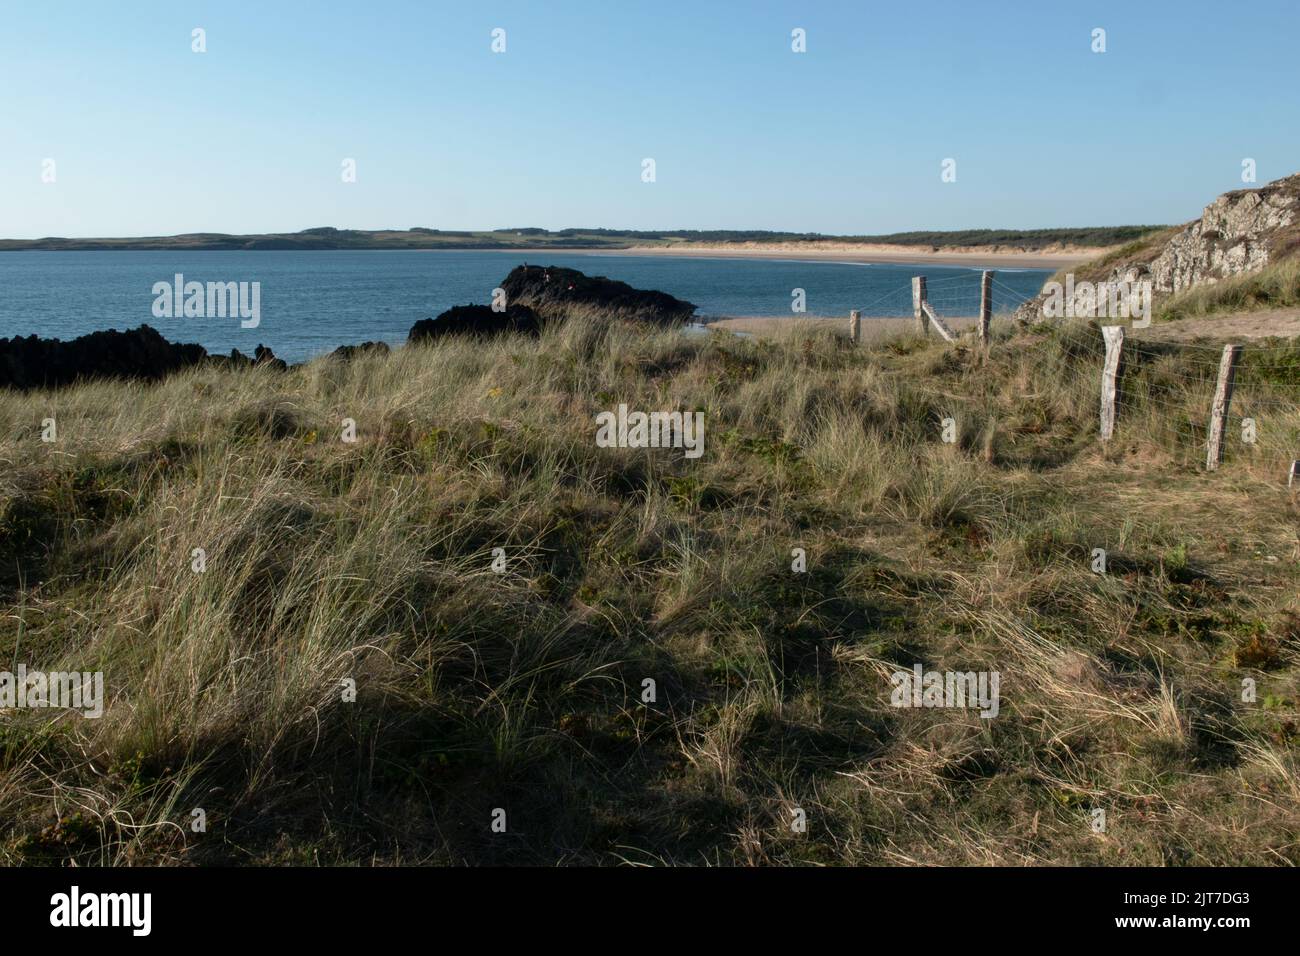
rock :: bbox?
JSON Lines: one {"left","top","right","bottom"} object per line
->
{"left": 1014, "top": 173, "right": 1300, "bottom": 325}
{"left": 405, "top": 265, "right": 698, "bottom": 341}
{"left": 0, "top": 326, "right": 299, "bottom": 390}
{"left": 408, "top": 304, "right": 543, "bottom": 342}
{"left": 329, "top": 341, "right": 391, "bottom": 361}
{"left": 0, "top": 325, "right": 209, "bottom": 391}
{"left": 499, "top": 265, "right": 696, "bottom": 324}
{"left": 253, "top": 345, "right": 288, "bottom": 371}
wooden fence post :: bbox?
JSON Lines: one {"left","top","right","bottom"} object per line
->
{"left": 979, "top": 270, "right": 994, "bottom": 343}
{"left": 1289, "top": 460, "right": 1300, "bottom": 488}
{"left": 849, "top": 309, "right": 861, "bottom": 344}
{"left": 1099, "top": 326, "right": 1124, "bottom": 441}
{"left": 921, "top": 301, "right": 958, "bottom": 343}
{"left": 1206, "top": 343, "right": 1242, "bottom": 471}
{"left": 912, "top": 276, "right": 929, "bottom": 336}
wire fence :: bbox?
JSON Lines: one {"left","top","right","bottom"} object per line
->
{"left": 849, "top": 273, "right": 1300, "bottom": 483}
{"left": 849, "top": 272, "right": 1038, "bottom": 325}
{"left": 1107, "top": 336, "right": 1300, "bottom": 479}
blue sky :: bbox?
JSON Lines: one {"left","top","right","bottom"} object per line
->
{"left": 2, "top": 0, "right": 1296, "bottom": 238}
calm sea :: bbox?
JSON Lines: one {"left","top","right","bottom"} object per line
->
{"left": 0, "top": 250, "right": 1049, "bottom": 364}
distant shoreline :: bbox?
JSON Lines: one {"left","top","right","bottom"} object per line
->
{"left": 0, "top": 242, "right": 1102, "bottom": 268}
{"left": 0, "top": 233, "right": 1121, "bottom": 268}
{"left": 0, "top": 243, "right": 1098, "bottom": 268}
{"left": 442, "top": 245, "right": 1086, "bottom": 269}
{"left": 0, "top": 243, "right": 1080, "bottom": 270}
{"left": 606, "top": 243, "right": 1096, "bottom": 269}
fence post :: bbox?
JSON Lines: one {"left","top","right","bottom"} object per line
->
{"left": 1100, "top": 325, "right": 1124, "bottom": 441}
{"left": 1206, "top": 343, "right": 1242, "bottom": 471}
{"left": 979, "top": 270, "right": 994, "bottom": 343}
{"left": 849, "top": 309, "right": 861, "bottom": 345}
{"left": 912, "top": 276, "right": 929, "bottom": 336}
{"left": 921, "top": 301, "right": 958, "bottom": 343}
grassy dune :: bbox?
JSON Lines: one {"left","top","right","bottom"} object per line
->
{"left": 1, "top": 317, "right": 1298, "bottom": 865}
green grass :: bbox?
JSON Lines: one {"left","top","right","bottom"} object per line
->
{"left": 1042, "top": 227, "right": 1180, "bottom": 289}
{"left": 1157, "top": 260, "right": 1300, "bottom": 322}
{"left": 0, "top": 317, "right": 1297, "bottom": 865}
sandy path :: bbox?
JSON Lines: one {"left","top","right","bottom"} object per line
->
{"left": 1135, "top": 309, "right": 1300, "bottom": 343}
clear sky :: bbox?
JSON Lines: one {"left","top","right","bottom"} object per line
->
{"left": 2, "top": 0, "right": 1296, "bottom": 238}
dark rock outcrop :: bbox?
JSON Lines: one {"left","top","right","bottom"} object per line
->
{"left": 0, "top": 326, "right": 300, "bottom": 390}
{"left": 224, "top": 349, "right": 253, "bottom": 368}
{"left": 403, "top": 266, "right": 695, "bottom": 341}
{"left": 500, "top": 265, "right": 696, "bottom": 324}
{"left": 0, "top": 325, "right": 209, "bottom": 390}
{"left": 218, "top": 345, "right": 288, "bottom": 370}
{"left": 253, "top": 345, "right": 288, "bottom": 371}
{"left": 408, "top": 304, "right": 543, "bottom": 342}
{"left": 329, "top": 341, "right": 392, "bottom": 361}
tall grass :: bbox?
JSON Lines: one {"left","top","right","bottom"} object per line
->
{"left": 0, "top": 316, "right": 1297, "bottom": 865}
{"left": 1157, "top": 259, "right": 1300, "bottom": 322}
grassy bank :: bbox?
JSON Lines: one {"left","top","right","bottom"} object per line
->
{"left": 1157, "top": 260, "right": 1300, "bottom": 323}
{"left": 1, "top": 317, "right": 1298, "bottom": 865}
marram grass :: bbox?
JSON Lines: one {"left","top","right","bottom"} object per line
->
{"left": 0, "top": 316, "right": 1297, "bottom": 865}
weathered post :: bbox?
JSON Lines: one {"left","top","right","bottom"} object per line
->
{"left": 1099, "top": 326, "right": 1124, "bottom": 441}
{"left": 1289, "top": 460, "right": 1300, "bottom": 488}
{"left": 849, "top": 309, "right": 861, "bottom": 344}
{"left": 1206, "top": 343, "right": 1242, "bottom": 471}
{"left": 979, "top": 270, "right": 994, "bottom": 343}
{"left": 921, "top": 301, "right": 958, "bottom": 342}
{"left": 912, "top": 276, "right": 929, "bottom": 336}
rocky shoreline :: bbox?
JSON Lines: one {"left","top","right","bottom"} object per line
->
{"left": 0, "top": 265, "right": 697, "bottom": 391}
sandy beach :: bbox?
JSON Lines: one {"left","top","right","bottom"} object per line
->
{"left": 605, "top": 241, "right": 1103, "bottom": 270}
